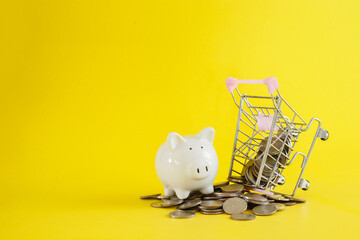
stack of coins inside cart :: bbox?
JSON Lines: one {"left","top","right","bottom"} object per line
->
{"left": 140, "top": 179, "right": 306, "bottom": 220}
{"left": 242, "top": 129, "right": 292, "bottom": 188}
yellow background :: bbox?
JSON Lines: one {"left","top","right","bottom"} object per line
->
{"left": 0, "top": 0, "right": 359, "bottom": 239}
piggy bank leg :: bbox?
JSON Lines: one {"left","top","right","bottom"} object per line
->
{"left": 164, "top": 187, "right": 175, "bottom": 197}
{"left": 200, "top": 185, "right": 214, "bottom": 195}
{"left": 174, "top": 189, "right": 190, "bottom": 199}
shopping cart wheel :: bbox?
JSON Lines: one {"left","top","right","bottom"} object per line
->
{"left": 317, "top": 128, "right": 329, "bottom": 141}
{"left": 278, "top": 175, "right": 285, "bottom": 185}
{"left": 298, "top": 178, "right": 310, "bottom": 190}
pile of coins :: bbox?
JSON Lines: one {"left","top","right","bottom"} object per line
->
{"left": 243, "top": 131, "right": 291, "bottom": 187}
{"left": 140, "top": 180, "right": 306, "bottom": 220}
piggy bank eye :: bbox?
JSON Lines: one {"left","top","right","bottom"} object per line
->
{"left": 201, "top": 146, "right": 203, "bottom": 149}
{"left": 189, "top": 148, "right": 192, "bottom": 150}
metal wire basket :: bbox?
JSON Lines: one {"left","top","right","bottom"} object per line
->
{"left": 226, "top": 77, "right": 329, "bottom": 196}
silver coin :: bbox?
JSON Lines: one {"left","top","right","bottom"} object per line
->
{"left": 250, "top": 165, "right": 268, "bottom": 186}
{"left": 187, "top": 191, "right": 203, "bottom": 200}
{"left": 221, "top": 184, "right": 244, "bottom": 193}
{"left": 151, "top": 202, "right": 164, "bottom": 208}
{"left": 243, "top": 183, "right": 263, "bottom": 189}
{"left": 214, "top": 192, "right": 241, "bottom": 198}
{"left": 176, "top": 206, "right": 199, "bottom": 212}
{"left": 228, "top": 176, "right": 245, "bottom": 184}
{"left": 184, "top": 197, "right": 201, "bottom": 202}
{"left": 140, "top": 193, "right": 161, "bottom": 199}
{"left": 178, "top": 199, "right": 202, "bottom": 210}
{"left": 252, "top": 163, "right": 279, "bottom": 181}
{"left": 260, "top": 137, "right": 288, "bottom": 155}
{"left": 245, "top": 165, "right": 256, "bottom": 185}
{"left": 267, "top": 194, "right": 288, "bottom": 201}
{"left": 156, "top": 195, "right": 170, "bottom": 200}
{"left": 223, "top": 197, "right": 247, "bottom": 214}
{"left": 200, "top": 200, "right": 223, "bottom": 209}
{"left": 169, "top": 210, "right": 195, "bottom": 219}
{"left": 230, "top": 213, "right": 256, "bottom": 221}
{"left": 270, "top": 203, "right": 285, "bottom": 211}
{"left": 243, "top": 186, "right": 273, "bottom": 196}
{"left": 283, "top": 195, "right": 306, "bottom": 203}
{"left": 152, "top": 199, "right": 183, "bottom": 208}
{"left": 200, "top": 208, "right": 225, "bottom": 213}
{"left": 269, "top": 190, "right": 287, "bottom": 196}
{"left": 200, "top": 210, "right": 224, "bottom": 215}
{"left": 170, "top": 196, "right": 181, "bottom": 200}
{"left": 203, "top": 196, "right": 222, "bottom": 200}
{"left": 282, "top": 201, "right": 297, "bottom": 206}
{"left": 243, "top": 193, "right": 268, "bottom": 202}
{"left": 218, "top": 198, "right": 231, "bottom": 201}
{"left": 213, "top": 181, "right": 229, "bottom": 188}
{"left": 247, "top": 199, "right": 269, "bottom": 205}
{"left": 252, "top": 204, "right": 277, "bottom": 216}
{"left": 273, "top": 197, "right": 290, "bottom": 202}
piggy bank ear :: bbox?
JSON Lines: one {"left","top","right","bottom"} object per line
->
{"left": 167, "top": 132, "right": 186, "bottom": 152}
{"left": 197, "top": 127, "right": 215, "bottom": 144}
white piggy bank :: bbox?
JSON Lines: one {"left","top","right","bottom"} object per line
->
{"left": 155, "top": 127, "right": 218, "bottom": 199}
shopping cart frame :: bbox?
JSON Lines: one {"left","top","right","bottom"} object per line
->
{"left": 226, "top": 77, "right": 329, "bottom": 196}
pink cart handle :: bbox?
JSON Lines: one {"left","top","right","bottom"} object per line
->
{"left": 226, "top": 77, "right": 279, "bottom": 94}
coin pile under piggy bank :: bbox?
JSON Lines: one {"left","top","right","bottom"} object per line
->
{"left": 140, "top": 178, "right": 306, "bottom": 220}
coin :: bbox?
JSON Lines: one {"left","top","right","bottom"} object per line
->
{"left": 270, "top": 203, "right": 285, "bottom": 210}
{"left": 230, "top": 213, "right": 256, "bottom": 221}
{"left": 170, "top": 196, "right": 181, "bottom": 200}
{"left": 214, "top": 181, "right": 229, "bottom": 188}
{"left": 203, "top": 196, "right": 222, "bottom": 200}
{"left": 214, "top": 192, "right": 241, "bottom": 198}
{"left": 156, "top": 195, "right": 170, "bottom": 200}
{"left": 187, "top": 191, "right": 203, "bottom": 200}
{"left": 140, "top": 193, "right": 161, "bottom": 199}
{"left": 260, "top": 136, "right": 288, "bottom": 155}
{"left": 200, "top": 200, "right": 223, "bottom": 209}
{"left": 267, "top": 194, "right": 285, "bottom": 201}
{"left": 176, "top": 206, "right": 199, "bottom": 212}
{"left": 228, "top": 176, "right": 245, "bottom": 184}
{"left": 151, "top": 202, "right": 164, "bottom": 208}
{"left": 184, "top": 197, "right": 201, "bottom": 202}
{"left": 151, "top": 199, "right": 183, "bottom": 208}
{"left": 244, "top": 186, "right": 274, "bottom": 196}
{"left": 247, "top": 199, "right": 270, "bottom": 205}
{"left": 269, "top": 190, "right": 287, "bottom": 196}
{"left": 163, "top": 199, "right": 184, "bottom": 206}
{"left": 252, "top": 204, "right": 277, "bottom": 216}
{"left": 245, "top": 165, "right": 256, "bottom": 185}
{"left": 169, "top": 210, "right": 195, "bottom": 219}
{"left": 178, "top": 199, "right": 202, "bottom": 210}
{"left": 283, "top": 195, "right": 306, "bottom": 203}
{"left": 243, "top": 183, "right": 261, "bottom": 189}
{"left": 221, "top": 184, "right": 244, "bottom": 193}
{"left": 200, "top": 209, "right": 224, "bottom": 215}
{"left": 273, "top": 197, "right": 290, "bottom": 202}
{"left": 282, "top": 201, "right": 297, "bottom": 206}
{"left": 218, "top": 198, "right": 231, "bottom": 201}
{"left": 243, "top": 193, "right": 268, "bottom": 202}
{"left": 223, "top": 197, "right": 247, "bottom": 214}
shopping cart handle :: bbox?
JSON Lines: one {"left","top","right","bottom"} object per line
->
{"left": 226, "top": 77, "right": 279, "bottom": 94}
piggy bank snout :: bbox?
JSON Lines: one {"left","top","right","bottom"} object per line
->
{"left": 188, "top": 161, "right": 212, "bottom": 180}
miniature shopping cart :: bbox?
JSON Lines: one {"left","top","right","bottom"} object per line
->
{"left": 226, "top": 77, "right": 329, "bottom": 196}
